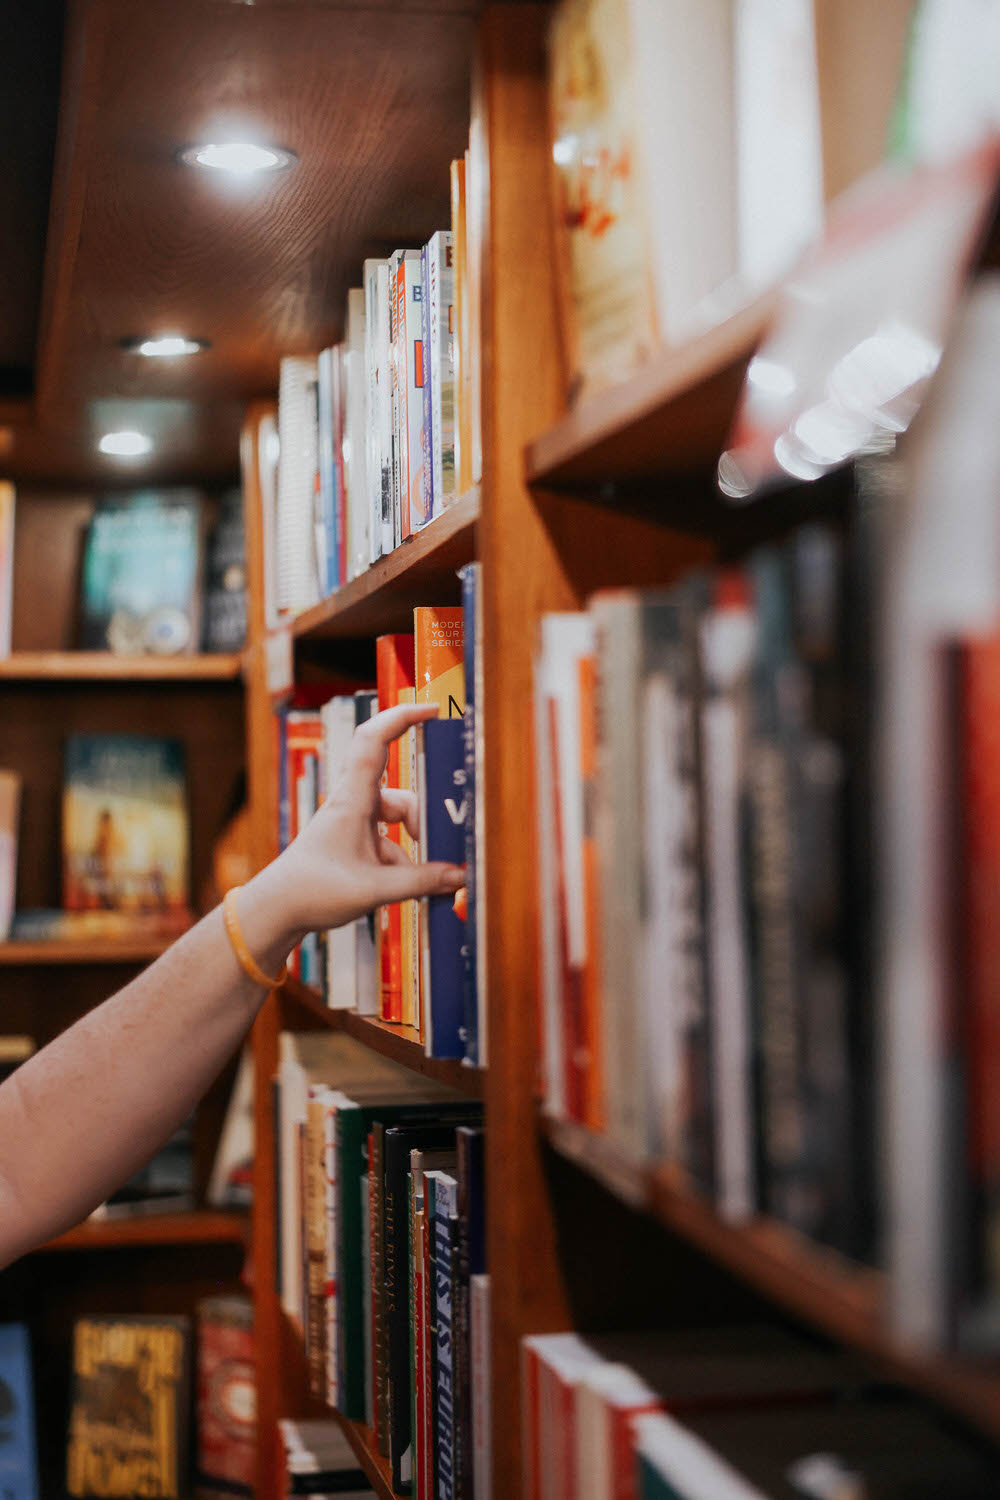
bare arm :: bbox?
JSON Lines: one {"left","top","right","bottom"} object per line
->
{"left": 0, "top": 703, "right": 463, "bottom": 1268}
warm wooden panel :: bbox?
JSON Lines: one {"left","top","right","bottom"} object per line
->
{"left": 294, "top": 488, "right": 480, "bottom": 641}
{"left": 10, "top": 0, "right": 477, "bottom": 484}
{"left": 39, "top": 1210, "right": 248, "bottom": 1251}
{"left": 10, "top": 490, "right": 95, "bottom": 650}
{"left": 0, "top": 938, "right": 179, "bottom": 966}
{"left": 524, "top": 294, "right": 772, "bottom": 490}
{"left": 0, "top": 651, "right": 243, "bottom": 681}
{"left": 281, "top": 975, "right": 486, "bottom": 1096}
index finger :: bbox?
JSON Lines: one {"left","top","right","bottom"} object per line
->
{"left": 341, "top": 702, "right": 441, "bottom": 802}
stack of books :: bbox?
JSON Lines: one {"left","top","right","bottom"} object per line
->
{"left": 274, "top": 1032, "right": 488, "bottom": 1498}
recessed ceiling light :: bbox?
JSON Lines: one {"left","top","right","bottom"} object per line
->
{"left": 121, "top": 334, "right": 209, "bottom": 358}
{"left": 179, "top": 142, "right": 297, "bottom": 175}
{"left": 99, "top": 430, "right": 153, "bottom": 457}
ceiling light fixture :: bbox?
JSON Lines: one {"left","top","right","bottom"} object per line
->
{"left": 121, "top": 334, "right": 209, "bottom": 358}
{"left": 179, "top": 141, "right": 297, "bottom": 175}
{"left": 99, "top": 430, "right": 153, "bottom": 458}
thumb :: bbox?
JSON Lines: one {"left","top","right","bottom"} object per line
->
{"left": 374, "top": 860, "right": 466, "bottom": 906}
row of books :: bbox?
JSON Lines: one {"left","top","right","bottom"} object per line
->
{"left": 0, "top": 485, "right": 246, "bottom": 660}
{"left": 275, "top": 1032, "right": 489, "bottom": 1498}
{"left": 522, "top": 1327, "right": 1000, "bottom": 1500}
{"left": 0, "top": 1302, "right": 255, "bottom": 1500}
{"left": 271, "top": 147, "right": 481, "bottom": 618}
{"left": 275, "top": 574, "right": 485, "bottom": 1064}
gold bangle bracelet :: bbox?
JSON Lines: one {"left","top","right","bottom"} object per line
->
{"left": 223, "top": 886, "right": 289, "bottom": 990}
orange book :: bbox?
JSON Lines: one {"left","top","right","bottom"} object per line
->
{"left": 578, "top": 652, "right": 604, "bottom": 1130}
{"left": 376, "top": 634, "right": 415, "bottom": 1023}
{"left": 450, "top": 158, "right": 470, "bottom": 495}
{"left": 414, "top": 606, "right": 465, "bottom": 718}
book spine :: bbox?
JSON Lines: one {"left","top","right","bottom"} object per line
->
{"left": 411, "top": 1166, "right": 426, "bottom": 1500}
{"left": 354, "top": 691, "right": 380, "bottom": 1017}
{"left": 429, "top": 231, "right": 456, "bottom": 514}
{"left": 434, "top": 1179, "right": 457, "bottom": 1500}
{"left": 324, "top": 1098, "right": 340, "bottom": 1407}
{"left": 385, "top": 1131, "right": 413, "bottom": 1492}
{"left": 377, "top": 635, "right": 416, "bottom": 1022}
{"left": 305, "top": 1094, "right": 327, "bottom": 1400}
{"left": 316, "top": 349, "right": 336, "bottom": 597}
{"left": 460, "top": 565, "right": 479, "bottom": 1064}
{"left": 373, "top": 1123, "right": 390, "bottom": 1453}
{"left": 389, "top": 250, "right": 403, "bottom": 550}
{"left": 469, "top": 1275, "right": 490, "bottom": 1500}
{"left": 364, "top": 259, "right": 389, "bottom": 562}
{"left": 422, "top": 1174, "right": 437, "bottom": 1500}
{"left": 454, "top": 1129, "right": 483, "bottom": 1500}
{"left": 421, "top": 240, "right": 434, "bottom": 527}
{"left": 423, "top": 722, "right": 467, "bottom": 1060}
{"left": 331, "top": 345, "right": 347, "bottom": 590}
{"left": 0, "top": 485, "right": 14, "bottom": 659}
{"left": 578, "top": 653, "right": 604, "bottom": 1129}
{"left": 405, "top": 250, "right": 426, "bottom": 534}
{"left": 362, "top": 1166, "right": 375, "bottom": 1429}
{"left": 450, "top": 158, "right": 469, "bottom": 495}
{"left": 335, "top": 1107, "right": 365, "bottom": 1419}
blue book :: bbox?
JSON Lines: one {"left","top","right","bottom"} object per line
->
{"left": 420, "top": 719, "right": 466, "bottom": 1060}
{"left": 0, "top": 1325, "right": 39, "bottom": 1500}
{"left": 459, "top": 564, "right": 479, "bottom": 1064}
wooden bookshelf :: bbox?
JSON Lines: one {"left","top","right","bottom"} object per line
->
{"left": 542, "top": 1115, "right": 1000, "bottom": 1443}
{"left": 281, "top": 976, "right": 486, "bottom": 1098}
{"left": 38, "top": 1211, "right": 248, "bottom": 1252}
{"left": 0, "top": 651, "right": 244, "bottom": 681}
{"left": 524, "top": 294, "right": 774, "bottom": 490}
{"left": 329, "top": 1416, "right": 400, "bottom": 1500}
{"left": 0, "top": 937, "right": 181, "bottom": 965}
{"left": 293, "top": 488, "right": 480, "bottom": 642}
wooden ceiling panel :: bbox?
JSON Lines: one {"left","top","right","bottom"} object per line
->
{"left": 9, "top": 0, "right": 477, "bottom": 483}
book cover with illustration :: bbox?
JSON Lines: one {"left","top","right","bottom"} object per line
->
{"left": 79, "top": 491, "right": 203, "bottom": 655}
{"left": 62, "top": 734, "right": 190, "bottom": 920}
{"left": 0, "top": 1324, "right": 39, "bottom": 1500}
{"left": 66, "top": 1316, "right": 191, "bottom": 1499}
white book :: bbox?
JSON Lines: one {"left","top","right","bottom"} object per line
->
{"left": 363, "top": 258, "right": 393, "bottom": 563}
{"left": 391, "top": 248, "right": 424, "bottom": 542}
{"left": 426, "top": 231, "right": 456, "bottom": 515}
{"left": 0, "top": 483, "right": 14, "bottom": 659}
{"left": 344, "top": 287, "right": 370, "bottom": 580}
{"left": 322, "top": 697, "right": 359, "bottom": 1008}
{"left": 633, "top": 1410, "right": 767, "bottom": 1500}
{"left": 470, "top": 1274, "right": 491, "bottom": 1500}
{"left": 276, "top": 356, "right": 320, "bottom": 615}
{"left": 522, "top": 1334, "right": 605, "bottom": 1500}
{"left": 320, "top": 1088, "right": 354, "bottom": 1407}
{"left": 700, "top": 596, "right": 757, "bottom": 1222}
{"left": 576, "top": 1363, "right": 659, "bottom": 1500}
{"left": 316, "top": 347, "right": 337, "bottom": 598}
{"left": 277, "top": 1034, "right": 311, "bottom": 1323}
{"left": 257, "top": 413, "right": 281, "bottom": 630}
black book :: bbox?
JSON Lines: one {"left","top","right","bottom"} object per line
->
{"left": 454, "top": 1127, "right": 485, "bottom": 1500}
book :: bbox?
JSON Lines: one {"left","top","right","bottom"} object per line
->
{"left": 450, "top": 159, "right": 469, "bottom": 495}
{"left": 469, "top": 1275, "right": 491, "bottom": 1500}
{"left": 317, "top": 344, "right": 344, "bottom": 595}
{"left": 278, "top": 1419, "right": 373, "bottom": 1498}
{"left": 66, "top": 1316, "right": 191, "bottom": 1499}
{"left": 206, "top": 1042, "right": 254, "bottom": 1208}
{"left": 364, "top": 257, "right": 394, "bottom": 563}
{"left": 0, "top": 1324, "right": 39, "bottom": 1500}
{"left": 90, "top": 1116, "right": 194, "bottom": 1219}
{"left": 276, "top": 355, "right": 321, "bottom": 614}
{"left": 417, "top": 718, "right": 469, "bottom": 1060}
{"left": 459, "top": 565, "right": 481, "bottom": 1066}
{"left": 413, "top": 606, "right": 465, "bottom": 720}
{"left": 454, "top": 1126, "right": 484, "bottom": 1500}
{"left": 0, "top": 482, "right": 14, "bottom": 659}
{"left": 344, "top": 286, "right": 371, "bottom": 580}
{"left": 202, "top": 487, "right": 247, "bottom": 652}
{"left": 196, "top": 1295, "right": 255, "bottom": 1494}
{"left": 62, "top": 733, "right": 190, "bottom": 920}
{"left": 79, "top": 490, "right": 202, "bottom": 655}
{"left": 425, "top": 231, "right": 457, "bottom": 516}
{"left": 322, "top": 695, "right": 361, "bottom": 1008}
{"left": 354, "top": 690, "right": 380, "bottom": 1017}
{"left": 432, "top": 1171, "right": 459, "bottom": 1500}
{"left": 390, "top": 249, "right": 424, "bottom": 544}
{"left": 377, "top": 633, "right": 416, "bottom": 1024}
{"left": 0, "top": 768, "right": 20, "bottom": 941}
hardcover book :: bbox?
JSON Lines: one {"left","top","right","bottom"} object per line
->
{"left": 364, "top": 257, "right": 393, "bottom": 563}
{"left": 0, "top": 482, "right": 14, "bottom": 659}
{"left": 417, "top": 719, "right": 467, "bottom": 1060}
{"left": 62, "top": 734, "right": 190, "bottom": 920}
{"left": 66, "top": 1316, "right": 191, "bottom": 1499}
{"left": 0, "top": 768, "right": 20, "bottom": 942}
{"left": 196, "top": 1295, "right": 255, "bottom": 1494}
{"left": 0, "top": 1324, "right": 39, "bottom": 1500}
{"left": 377, "top": 634, "right": 416, "bottom": 1024}
{"left": 202, "top": 488, "right": 246, "bottom": 653}
{"left": 79, "top": 490, "right": 202, "bottom": 656}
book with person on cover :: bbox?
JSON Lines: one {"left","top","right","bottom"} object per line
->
{"left": 62, "top": 734, "right": 190, "bottom": 921}
{"left": 79, "top": 490, "right": 203, "bottom": 656}
{"left": 66, "top": 1316, "right": 191, "bottom": 1499}
{"left": 0, "top": 1324, "right": 39, "bottom": 1500}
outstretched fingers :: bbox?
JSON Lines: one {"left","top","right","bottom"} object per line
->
{"left": 374, "top": 859, "right": 466, "bottom": 906}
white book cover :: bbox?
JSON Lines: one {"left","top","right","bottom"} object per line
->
{"left": 316, "top": 347, "right": 337, "bottom": 598}
{"left": 633, "top": 1410, "right": 767, "bottom": 1500}
{"left": 427, "top": 230, "right": 457, "bottom": 515}
{"left": 322, "top": 698, "right": 359, "bottom": 1008}
{"left": 0, "top": 483, "right": 14, "bottom": 659}
{"left": 277, "top": 356, "right": 320, "bottom": 615}
{"left": 577, "top": 1363, "right": 660, "bottom": 1500}
{"left": 394, "top": 249, "right": 425, "bottom": 540}
{"left": 533, "top": 630, "right": 565, "bottom": 1118}
{"left": 344, "top": 287, "right": 370, "bottom": 580}
{"left": 389, "top": 249, "right": 406, "bottom": 550}
{"left": 277, "top": 1035, "right": 310, "bottom": 1323}
{"left": 257, "top": 413, "right": 281, "bottom": 630}
{"left": 364, "top": 258, "right": 393, "bottom": 563}
{"left": 470, "top": 1274, "right": 491, "bottom": 1500}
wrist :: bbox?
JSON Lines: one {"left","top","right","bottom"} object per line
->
{"left": 236, "top": 859, "right": 305, "bottom": 971}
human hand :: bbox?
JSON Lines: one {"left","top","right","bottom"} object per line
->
{"left": 246, "top": 702, "right": 466, "bottom": 946}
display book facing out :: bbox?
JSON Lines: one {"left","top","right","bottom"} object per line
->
{"left": 273, "top": 1030, "right": 487, "bottom": 1498}
{"left": 273, "top": 579, "right": 485, "bottom": 1066}
{"left": 268, "top": 142, "right": 481, "bottom": 622}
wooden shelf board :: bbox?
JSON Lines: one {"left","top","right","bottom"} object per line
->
{"left": 524, "top": 296, "right": 774, "bottom": 490}
{"left": 0, "top": 651, "right": 244, "bottom": 682}
{"left": 0, "top": 937, "right": 179, "bottom": 965}
{"left": 293, "top": 488, "right": 480, "bottom": 642}
{"left": 38, "top": 1210, "right": 248, "bottom": 1252}
{"left": 282, "top": 977, "right": 485, "bottom": 1097}
{"left": 330, "top": 1414, "right": 400, "bottom": 1500}
{"left": 543, "top": 1115, "right": 1000, "bottom": 1441}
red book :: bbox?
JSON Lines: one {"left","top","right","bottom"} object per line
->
{"left": 376, "top": 634, "right": 415, "bottom": 1023}
{"left": 197, "top": 1295, "right": 255, "bottom": 1493}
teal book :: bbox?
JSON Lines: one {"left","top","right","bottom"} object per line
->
{"left": 79, "top": 490, "right": 202, "bottom": 655}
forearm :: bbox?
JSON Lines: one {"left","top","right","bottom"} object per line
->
{"left": 0, "top": 862, "right": 298, "bottom": 1266}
